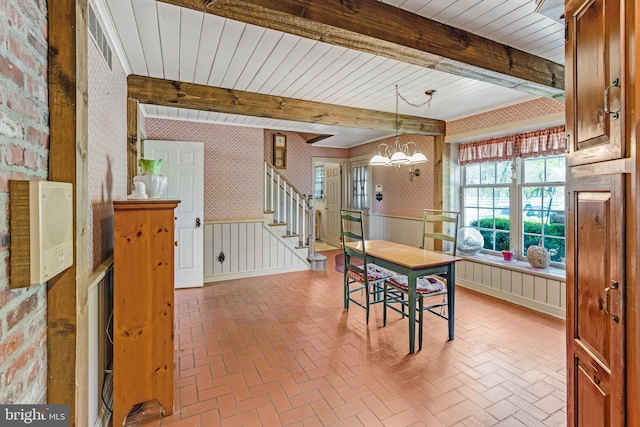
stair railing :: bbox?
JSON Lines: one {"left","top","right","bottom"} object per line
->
{"left": 264, "top": 161, "right": 309, "bottom": 245}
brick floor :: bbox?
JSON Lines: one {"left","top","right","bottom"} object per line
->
{"left": 123, "top": 250, "right": 566, "bottom": 426}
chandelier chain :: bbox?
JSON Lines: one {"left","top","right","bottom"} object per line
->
{"left": 397, "top": 91, "right": 433, "bottom": 109}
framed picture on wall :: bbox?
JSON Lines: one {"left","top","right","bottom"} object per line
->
{"left": 273, "top": 134, "right": 287, "bottom": 169}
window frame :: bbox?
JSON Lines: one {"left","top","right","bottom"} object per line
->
{"left": 519, "top": 155, "right": 566, "bottom": 265}
{"left": 461, "top": 160, "right": 514, "bottom": 254}
{"left": 461, "top": 155, "right": 566, "bottom": 268}
{"left": 350, "top": 163, "right": 369, "bottom": 210}
{"left": 313, "top": 165, "right": 324, "bottom": 200}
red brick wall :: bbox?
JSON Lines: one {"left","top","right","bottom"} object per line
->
{"left": 0, "top": 0, "right": 49, "bottom": 404}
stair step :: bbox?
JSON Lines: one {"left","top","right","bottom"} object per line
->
{"left": 268, "top": 222, "right": 287, "bottom": 227}
{"left": 295, "top": 245, "right": 309, "bottom": 250}
{"left": 264, "top": 210, "right": 275, "bottom": 214}
{"left": 282, "top": 234, "right": 299, "bottom": 239}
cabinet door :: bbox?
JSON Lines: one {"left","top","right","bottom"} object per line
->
{"left": 565, "top": 0, "right": 622, "bottom": 166}
{"left": 566, "top": 173, "right": 625, "bottom": 426}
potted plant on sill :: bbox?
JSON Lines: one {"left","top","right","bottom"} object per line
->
{"left": 501, "top": 239, "right": 515, "bottom": 261}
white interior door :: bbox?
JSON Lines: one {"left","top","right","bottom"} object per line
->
{"left": 324, "top": 163, "right": 342, "bottom": 247}
{"left": 144, "top": 140, "right": 204, "bottom": 289}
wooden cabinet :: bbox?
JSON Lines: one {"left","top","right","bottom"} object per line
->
{"left": 112, "top": 200, "right": 180, "bottom": 426}
{"left": 565, "top": 0, "right": 623, "bottom": 166}
{"left": 566, "top": 174, "right": 625, "bottom": 426}
{"left": 565, "top": 0, "right": 637, "bottom": 425}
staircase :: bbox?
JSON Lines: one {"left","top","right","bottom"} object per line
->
{"left": 264, "top": 161, "right": 312, "bottom": 260}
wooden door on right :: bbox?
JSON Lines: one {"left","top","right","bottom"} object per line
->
{"left": 565, "top": 0, "right": 622, "bottom": 167}
{"left": 566, "top": 174, "right": 625, "bottom": 426}
{"left": 565, "top": 0, "right": 627, "bottom": 425}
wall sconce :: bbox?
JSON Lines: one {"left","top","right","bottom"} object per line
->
{"left": 409, "top": 167, "right": 420, "bottom": 181}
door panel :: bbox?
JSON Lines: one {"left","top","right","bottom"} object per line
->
{"left": 577, "top": 363, "right": 609, "bottom": 427}
{"left": 567, "top": 173, "right": 624, "bottom": 426}
{"left": 566, "top": 0, "right": 622, "bottom": 166}
{"left": 179, "top": 228, "right": 195, "bottom": 270}
{"left": 145, "top": 140, "right": 204, "bottom": 289}
{"left": 325, "top": 163, "right": 342, "bottom": 247}
{"left": 575, "top": 3, "right": 607, "bottom": 148}
{"left": 575, "top": 193, "right": 612, "bottom": 367}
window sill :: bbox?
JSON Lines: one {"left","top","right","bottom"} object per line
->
{"left": 459, "top": 252, "right": 566, "bottom": 281}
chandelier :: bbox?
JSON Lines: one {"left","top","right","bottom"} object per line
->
{"left": 369, "top": 85, "right": 433, "bottom": 178}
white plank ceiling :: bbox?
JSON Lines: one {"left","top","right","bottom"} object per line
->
{"left": 98, "top": 0, "right": 565, "bottom": 148}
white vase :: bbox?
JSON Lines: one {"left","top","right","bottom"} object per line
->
{"left": 133, "top": 173, "right": 168, "bottom": 199}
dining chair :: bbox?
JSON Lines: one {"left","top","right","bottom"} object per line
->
{"left": 383, "top": 209, "right": 460, "bottom": 349}
{"left": 340, "top": 209, "right": 395, "bottom": 324}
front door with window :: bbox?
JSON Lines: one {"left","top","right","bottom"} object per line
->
{"left": 324, "top": 163, "right": 342, "bottom": 247}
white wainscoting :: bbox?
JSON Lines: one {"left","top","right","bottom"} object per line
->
{"left": 456, "top": 259, "right": 566, "bottom": 319}
{"left": 369, "top": 213, "right": 431, "bottom": 249}
{"left": 368, "top": 213, "right": 566, "bottom": 318}
{"left": 204, "top": 220, "right": 309, "bottom": 282}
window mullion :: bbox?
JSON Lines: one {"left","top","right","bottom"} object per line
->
{"left": 514, "top": 158, "right": 522, "bottom": 260}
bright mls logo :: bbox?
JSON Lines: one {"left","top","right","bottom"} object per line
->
{"left": 0, "top": 405, "right": 68, "bottom": 426}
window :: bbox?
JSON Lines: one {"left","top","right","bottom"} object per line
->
{"left": 463, "top": 161, "right": 512, "bottom": 252}
{"left": 351, "top": 165, "right": 368, "bottom": 209}
{"left": 521, "top": 156, "right": 566, "bottom": 263}
{"left": 462, "top": 155, "right": 566, "bottom": 265}
{"left": 314, "top": 165, "right": 324, "bottom": 199}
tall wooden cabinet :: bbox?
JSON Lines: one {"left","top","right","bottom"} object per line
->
{"left": 112, "top": 200, "right": 180, "bottom": 426}
{"left": 565, "top": 0, "right": 638, "bottom": 425}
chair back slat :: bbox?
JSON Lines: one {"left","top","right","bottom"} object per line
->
{"left": 422, "top": 209, "right": 460, "bottom": 255}
{"left": 340, "top": 209, "right": 369, "bottom": 268}
{"left": 424, "top": 214, "right": 458, "bottom": 224}
{"left": 425, "top": 232, "right": 456, "bottom": 244}
{"left": 342, "top": 231, "right": 363, "bottom": 241}
{"left": 344, "top": 246, "right": 365, "bottom": 260}
{"left": 341, "top": 213, "right": 362, "bottom": 223}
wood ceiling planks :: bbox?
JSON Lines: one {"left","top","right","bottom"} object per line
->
{"left": 157, "top": 0, "right": 564, "bottom": 98}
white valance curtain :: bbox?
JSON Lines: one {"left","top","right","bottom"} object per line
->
{"left": 458, "top": 125, "right": 566, "bottom": 165}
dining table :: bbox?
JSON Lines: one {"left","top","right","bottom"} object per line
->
{"left": 345, "top": 239, "right": 463, "bottom": 354}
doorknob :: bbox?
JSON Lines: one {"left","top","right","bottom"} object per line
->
{"left": 195, "top": 218, "right": 201, "bottom": 228}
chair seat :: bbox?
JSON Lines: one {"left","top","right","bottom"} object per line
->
{"left": 347, "top": 263, "right": 395, "bottom": 283}
{"left": 388, "top": 274, "right": 445, "bottom": 294}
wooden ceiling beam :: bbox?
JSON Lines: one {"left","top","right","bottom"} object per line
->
{"left": 158, "top": 0, "right": 565, "bottom": 99}
{"left": 128, "top": 75, "right": 446, "bottom": 136}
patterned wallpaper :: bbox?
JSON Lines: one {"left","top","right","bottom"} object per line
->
{"left": 447, "top": 97, "right": 565, "bottom": 136}
{"left": 142, "top": 97, "right": 563, "bottom": 223}
{"left": 87, "top": 23, "right": 128, "bottom": 273}
{"left": 263, "top": 130, "right": 347, "bottom": 196}
{"left": 349, "top": 134, "right": 436, "bottom": 218}
{"left": 145, "top": 120, "right": 265, "bottom": 221}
